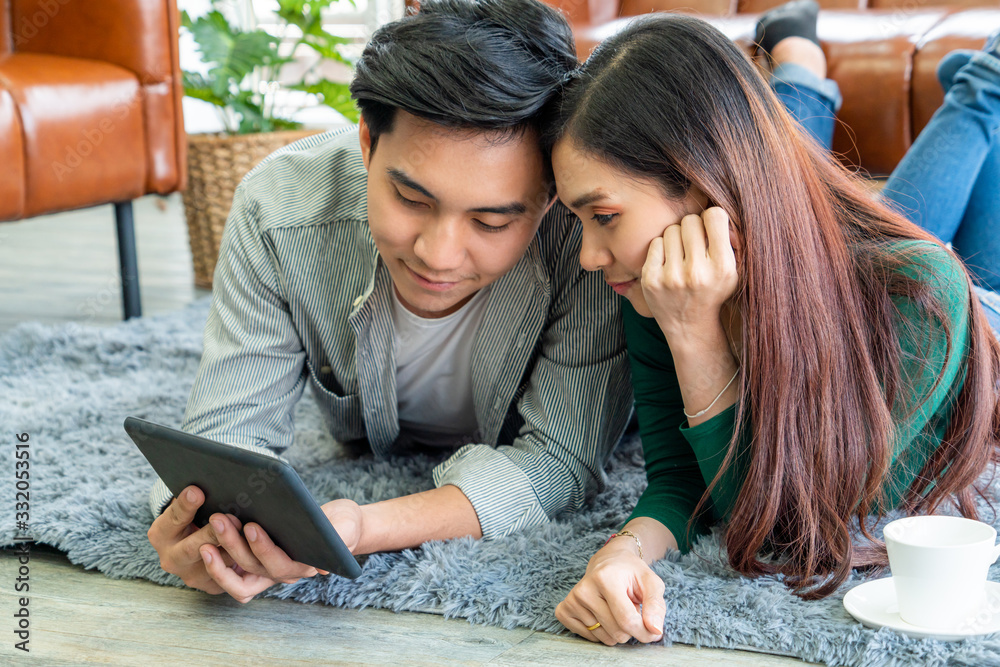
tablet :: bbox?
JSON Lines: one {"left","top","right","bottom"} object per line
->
{"left": 124, "top": 416, "right": 362, "bottom": 579}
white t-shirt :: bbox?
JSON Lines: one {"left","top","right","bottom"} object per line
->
{"left": 391, "top": 285, "right": 491, "bottom": 448}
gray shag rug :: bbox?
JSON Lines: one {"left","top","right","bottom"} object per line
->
{"left": 3, "top": 297, "right": 1000, "bottom": 667}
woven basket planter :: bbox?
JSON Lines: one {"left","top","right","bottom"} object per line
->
{"left": 183, "top": 129, "right": 323, "bottom": 288}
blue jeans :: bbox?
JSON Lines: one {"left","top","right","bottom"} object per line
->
{"left": 772, "top": 53, "right": 1000, "bottom": 292}
{"left": 769, "top": 57, "right": 1000, "bottom": 338}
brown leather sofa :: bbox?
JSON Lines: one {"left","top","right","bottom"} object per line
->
{"left": 0, "top": 0, "right": 187, "bottom": 319}
{"left": 544, "top": 0, "right": 1000, "bottom": 176}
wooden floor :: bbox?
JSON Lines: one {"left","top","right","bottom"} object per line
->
{"left": 0, "top": 195, "right": 210, "bottom": 331}
{"left": 0, "top": 197, "right": 814, "bottom": 665}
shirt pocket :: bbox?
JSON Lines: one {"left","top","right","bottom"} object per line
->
{"left": 304, "top": 357, "right": 366, "bottom": 443}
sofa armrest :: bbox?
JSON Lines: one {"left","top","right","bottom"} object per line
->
{"left": 11, "top": 0, "right": 187, "bottom": 194}
{"left": 11, "top": 0, "right": 180, "bottom": 86}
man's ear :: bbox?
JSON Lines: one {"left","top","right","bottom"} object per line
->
{"left": 359, "top": 116, "right": 372, "bottom": 171}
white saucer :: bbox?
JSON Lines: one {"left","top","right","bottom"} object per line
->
{"left": 843, "top": 578, "right": 1000, "bottom": 641}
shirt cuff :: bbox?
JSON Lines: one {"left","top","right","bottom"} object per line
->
{"left": 432, "top": 444, "right": 550, "bottom": 540}
{"left": 149, "top": 478, "right": 175, "bottom": 518}
{"left": 146, "top": 441, "right": 288, "bottom": 518}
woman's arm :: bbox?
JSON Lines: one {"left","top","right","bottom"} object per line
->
{"left": 556, "top": 209, "right": 746, "bottom": 645}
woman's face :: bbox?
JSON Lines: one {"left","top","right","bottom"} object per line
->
{"left": 552, "top": 138, "right": 706, "bottom": 317}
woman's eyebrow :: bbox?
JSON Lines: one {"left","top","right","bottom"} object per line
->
{"left": 570, "top": 191, "right": 608, "bottom": 209}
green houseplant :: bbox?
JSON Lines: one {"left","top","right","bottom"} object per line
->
{"left": 181, "top": 0, "right": 360, "bottom": 287}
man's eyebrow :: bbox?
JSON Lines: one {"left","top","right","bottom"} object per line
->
{"left": 469, "top": 202, "right": 527, "bottom": 216}
{"left": 570, "top": 191, "right": 608, "bottom": 210}
{"left": 388, "top": 167, "right": 527, "bottom": 216}
{"left": 387, "top": 168, "right": 437, "bottom": 201}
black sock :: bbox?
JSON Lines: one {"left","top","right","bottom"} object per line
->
{"left": 755, "top": 0, "right": 820, "bottom": 58}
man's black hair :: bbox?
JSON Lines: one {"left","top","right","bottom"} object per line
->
{"left": 349, "top": 0, "right": 578, "bottom": 152}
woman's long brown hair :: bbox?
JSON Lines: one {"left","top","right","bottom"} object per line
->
{"left": 546, "top": 14, "right": 1000, "bottom": 597}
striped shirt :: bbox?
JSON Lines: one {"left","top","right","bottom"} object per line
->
{"left": 149, "top": 127, "right": 634, "bottom": 539}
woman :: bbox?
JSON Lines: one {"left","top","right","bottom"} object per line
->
{"left": 548, "top": 11, "right": 1000, "bottom": 646}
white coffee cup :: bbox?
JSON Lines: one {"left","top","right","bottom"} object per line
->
{"left": 883, "top": 516, "right": 1000, "bottom": 629}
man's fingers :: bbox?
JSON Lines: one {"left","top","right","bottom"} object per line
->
{"left": 171, "top": 522, "right": 224, "bottom": 568}
{"left": 199, "top": 544, "right": 276, "bottom": 604}
{"left": 153, "top": 486, "right": 204, "bottom": 542}
{"left": 209, "top": 514, "right": 268, "bottom": 577}
{"left": 244, "top": 523, "right": 319, "bottom": 583}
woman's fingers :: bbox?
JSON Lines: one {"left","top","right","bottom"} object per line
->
{"left": 604, "top": 584, "right": 657, "bottom": 643}
{"left": 680, "top": 213, "right": 708, "bottom": 262}
{"left": 702, "top": 207, "right": 736, "bottom": 269}
{"left": 662, "top": 223, "right": 684, "bottom": 281}
{"left": 642, "top": 236, "right": 665, "bottom": 288}
{"left": 563, "top": 615, "right": 617, "bottom": 646}
{"left": 557, "top": 586, "right": 639, "bottom": 646}
{"left": 639, "top": 570, "right": 667, "bottom": 641}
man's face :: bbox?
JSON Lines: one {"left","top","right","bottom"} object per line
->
{"left": 360, "top": 112, "right": 551, "bottom": 318}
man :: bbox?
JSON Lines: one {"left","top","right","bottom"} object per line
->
{"left": 148, "top": 0, "right": 632, "bottom": 602}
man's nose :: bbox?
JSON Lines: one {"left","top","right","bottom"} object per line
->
{"left": 413, "top": 218, "right": 466, "bottom": 273}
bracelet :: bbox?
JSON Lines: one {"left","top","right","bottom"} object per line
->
{"left": 604, "top": 529, "right": 643, "bottom": 560}
{"left": 683, "top": 368, "right": 740, "bottom": 420}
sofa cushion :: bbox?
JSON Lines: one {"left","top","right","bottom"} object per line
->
{"left": 738, "top": 0, "right": 865, "bottom": 13}
{"left": 819, "top": 9, "right": 950, "bottom": 175}
{"left": 912, "top": 10, "right": 997, "bottom": 137}
{"left": 0, "top": 87, "right": 26, "bottom": 219}
{"left": 0, "top": 0, "right": 10, "bottom": 55}
{"left": 0, "top": 53, "right": 147, "bottom": 218}
{"left": 11, "top": 0, "right": 174, "bottom": 85}
{"left": 621, "top": 0, "right": 737, "bottom": 17}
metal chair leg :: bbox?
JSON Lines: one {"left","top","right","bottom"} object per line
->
{"left": 115, "top": 201, "right": 142, "bottom": 319}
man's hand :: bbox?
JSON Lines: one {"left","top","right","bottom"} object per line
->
{"left": 555, "top": 540, "right": 666, "bottom": 646}
{"left": 320, "top": 498, "right": 364, "bottom": 553}
{"left": 148, "top": 485, "right": 330, "bottom": 603}
{"left": 147, "top": 485, "right": 234, "bottom": 595}
{"left": 149, "top": 483, "right": 481, "bottom": 602}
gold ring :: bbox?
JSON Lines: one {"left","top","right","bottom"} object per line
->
{"left": 586, "top": 622, "right": 602, "bottom": 632}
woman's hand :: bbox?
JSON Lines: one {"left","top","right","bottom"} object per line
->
{"left": 555, "top": 540, "right": 666, "bottom": 646}
{"left": 641, "top": 207, "right": 738, "bottom": 343}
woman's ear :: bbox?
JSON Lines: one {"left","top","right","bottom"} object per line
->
{"left": 686, "top": 185, "right": 710, "bottom": 214}
{"left": 729, "top": 220, "right": 744, "bottom": 266}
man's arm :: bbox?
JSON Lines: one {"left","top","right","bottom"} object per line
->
{"left": 148, "top": 169, "right": 317, "bottom": 595}
{"left": 353, "top": 485, "right": 482, "bottom": 553}
{"left": 147, "top": 169, "right": 310, "bottom": 518}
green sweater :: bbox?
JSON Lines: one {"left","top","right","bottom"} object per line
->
{"left": 624, "top": 241, "right": 971, "bottom": 552}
